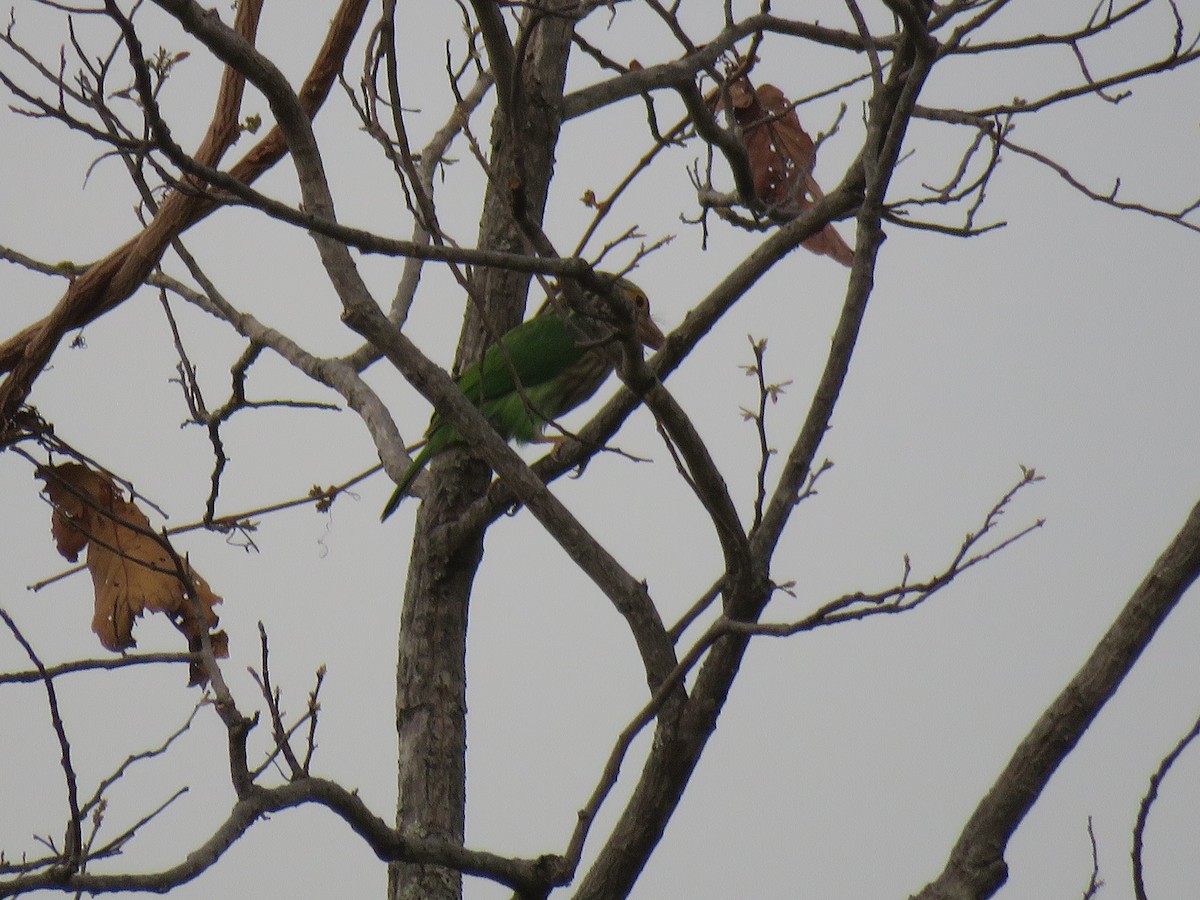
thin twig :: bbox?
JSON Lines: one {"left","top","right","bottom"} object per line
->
{"left": 1132, "top": 710, "right": 1200, "bottom": 900}
{"left": 0, "top": 608, "right": 84, "bottom": 874}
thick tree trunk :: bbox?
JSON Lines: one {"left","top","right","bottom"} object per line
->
{"left": 388, "top": 8, "right": 576, "bottom": 900}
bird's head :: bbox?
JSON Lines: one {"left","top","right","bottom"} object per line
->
{"left": 546, "top": 272, "right": 665, "bottom": 351}
{"left": 607, "top": 275, "right": 666, "bottom": 351}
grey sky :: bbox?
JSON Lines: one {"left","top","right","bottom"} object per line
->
{"left": 2, "top": 2, "right": 1198, "bottom": 898}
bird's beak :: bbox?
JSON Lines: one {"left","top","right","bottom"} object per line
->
{"left": 637, "top": 317, "right": 666, "bottom": 351}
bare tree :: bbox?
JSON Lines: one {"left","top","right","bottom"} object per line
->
{"left": 2, "top": 2, "right": 1199, "bottom": 899}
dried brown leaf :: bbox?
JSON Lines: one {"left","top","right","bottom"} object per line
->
{"left": 39, "top": 463, "right": 226, "bottom": 684}
{"left": 723, "top": 76, "right": 854, "bottom": 266}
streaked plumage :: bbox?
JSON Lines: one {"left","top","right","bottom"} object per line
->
{"left": 381, "top": 275, "right": 664, "bottom": 520}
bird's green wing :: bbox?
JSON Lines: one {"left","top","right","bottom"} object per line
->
{"left": 383, "top": 279, "right": 657, "bottom": 520}
{"left": 455, "top": 313, "right": 586, "bottom": 405}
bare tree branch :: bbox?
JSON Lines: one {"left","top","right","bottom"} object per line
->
{"left": 0, "top": 608, "right": 84, "bottom": 874}
{"left": 914, "top": 497, "right": 1200, "bottom": 900}
{"left": 0, "top": 0, "right": 371, "bottom": 422}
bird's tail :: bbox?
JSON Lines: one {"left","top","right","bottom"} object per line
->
{"left": 380, "top": 444, "right": 433, "bottom": 521}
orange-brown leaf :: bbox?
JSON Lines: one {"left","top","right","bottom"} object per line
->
{"left": 44, "top": 463, "right": 97, "bottom": 561}
{"left": 39, "top": 463, "right": 226, "bottom": 683}
{"left": 755, "top": 84, "right": 817, "bottom": 200}
{"left": 722, "top": 77, "right": 854, "bottom": 266}
{"left": 728, "top": 79, "right": 816, "bottom": 211}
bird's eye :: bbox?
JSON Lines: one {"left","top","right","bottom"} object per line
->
{"left": 633, "top": 292, "right": 649, "bottom": 311}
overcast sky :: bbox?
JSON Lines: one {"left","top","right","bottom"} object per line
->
{"left": 2, "top": 2, "right": 1199, "bottom": 898}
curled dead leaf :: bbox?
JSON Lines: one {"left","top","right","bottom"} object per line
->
{"left": 38, "top": 462, "right": 226, "bottom": 685}
{"left": 719, "top": 75, "right": 854, "bottom": 267}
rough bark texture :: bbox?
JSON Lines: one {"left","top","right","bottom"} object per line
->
{"left": 388, "top": 8, "right": 576, "bottom": 900}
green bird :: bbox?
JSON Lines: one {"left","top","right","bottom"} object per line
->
{"left": 380, "top": 275, "right": 665, "bottom": 520}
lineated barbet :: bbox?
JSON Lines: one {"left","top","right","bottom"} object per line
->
{"left": 380, "top": 275, "right": 665, "bottom": 520}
